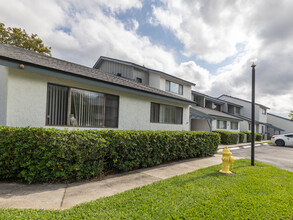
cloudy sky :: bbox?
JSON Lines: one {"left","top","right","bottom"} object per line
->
{"left": 1, "top": 0, "right": 292, "bottom": 118}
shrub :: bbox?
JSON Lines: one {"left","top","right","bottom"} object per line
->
{"left": 213, "top": 130, "right": 239, "bottom": 145}
{"left": 255, "top": 133, "right": 262, "bottom": 141}
{"left": 243, "top": 132, "right": 262, "bottom": 142}
{"left": 0, "top": 127, "right": 220, "bottom": 183}
{"left": 239, "top": 132, "right": 245, "bottom": 143}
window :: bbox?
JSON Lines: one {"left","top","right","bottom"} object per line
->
{"left": 261, "top": 108, "right": 266, "bottom": 115}
{"left": 136, "top": 77, "right": 142, "bottom": 83}
{"left": 150, "top": 103, "right": 183, "bottom": 124}
{"left": 285, "top": 134, "right": 293, "bottom": 138}
{"left": 217, "top": 120, "right": 227, "bottom": 129}
{"left": 205, "top": 100, "right": 213, "bottom": 109}
{"left": 214, "top": 104, "right": 221, "bottom": 111}
{"left": 248, "top": 123, "right": 251, "bottom": 131}
{"left": 231, "top": 122, "right": 238, "bottom": 130}
{"left": 235, "top": 107, "right": 240, "bottom": 115}
{"left": 165, "top": 80, "right": 183, "bottom": 95}
{"left": 228, "top": 105, "right": 234, "bottom": 114}
{"left": 46, "top": 84, "right": 119, "bottom": 128}
{"left": 47, "top": 84, "right": 69, "bottom": 126}
{"left": 261, "top": 125, "right": 265, "bottom": 133}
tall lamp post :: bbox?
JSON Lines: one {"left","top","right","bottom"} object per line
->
{"left": 251, "top": 62, "right": 256, "bottom": 166}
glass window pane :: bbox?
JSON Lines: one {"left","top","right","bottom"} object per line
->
{"left": 179, "top": 85, "right": 183, "bottom": 95}
{"left": 105, "top": 94, "right": 119, "bottom": 127}
{"left": 70, "top": 88, "right": 104, "bottom": 127}
{"left": 165, "top": 80, "right": 170, "bottom": 91}
{"left": 47, "top": 84, "right": 68, "bottom": 126}
{"left": 150, "top": 103, "right": 159, "bottom": 122}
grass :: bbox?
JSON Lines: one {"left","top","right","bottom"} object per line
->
{"left": 0, "top": 159, "right": 292, "bottom": 219}
{"left": 264, "top": 141, "right": 276, "bottom": 145}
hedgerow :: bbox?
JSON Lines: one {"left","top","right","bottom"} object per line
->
{"left": 239, "top": 132, "right": 245, "bottom": 143}
{"left": 0, "top": 126, "right": 220, "bottom": 183}
{"left": 213, "top": 130, "right": 239, "bottom": 145}
{"left": 244, "top": 132, "right": 262, "bottom": 142}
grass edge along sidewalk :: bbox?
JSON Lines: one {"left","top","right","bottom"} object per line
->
{"left": 0, "top": 159, "right": 292, "bottom": 219}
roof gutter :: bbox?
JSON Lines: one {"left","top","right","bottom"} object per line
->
{"left": 0, "top": 57, "right": 195, "bottom": 106}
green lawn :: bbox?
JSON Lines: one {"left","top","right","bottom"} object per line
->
{"left": 1, "top": 159, "right": 292, "bottom": 219}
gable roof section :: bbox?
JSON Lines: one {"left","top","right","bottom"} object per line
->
{"left": 94, "top": 56, "right": 195, "bottom": 86}
{"left": 191, "top": 106, "right": 242, "bottom": 121}
{"left": 268, "top": 113, "right": 293, "bottom": 122}
{"left": 192, "top": 90, "right": 243, "bottom": 107}
{"left": 190, "top": 107, "right": 215, "bottom": 120}
{"left": 0, "top": 44, "right": 195, "bottom": 105}
{"left": 219, "top": 94, "right": 270, "bottom": 109}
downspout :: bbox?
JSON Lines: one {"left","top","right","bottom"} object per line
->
{"left": 208, "top": 119, "right": 213, "bottom": 132}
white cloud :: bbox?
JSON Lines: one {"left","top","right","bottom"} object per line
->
{"left": 1, "top": 0, "right": 292, "bottom": 118}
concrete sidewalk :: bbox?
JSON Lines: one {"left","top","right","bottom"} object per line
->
{"left": 0, "top": 154, "right": 240, "bottom": 210}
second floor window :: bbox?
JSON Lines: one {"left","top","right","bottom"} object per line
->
{"left": 165, "top": 80, "right": 183, "bottom": 95}
{"left": 261, "top": 108, "right": 266, "bottom": 115}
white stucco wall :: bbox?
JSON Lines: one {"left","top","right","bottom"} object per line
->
{"left": 191, "top": 119, "right": 210, "bottom": 132}
{"left": 239, "top": 121, "right": 249, "bottom": 132}
{"left": 212, "top": 120, "right": 240, "bottom": 132}
{"left": 5, "top": 67, "right": 189, "bottom": 131}
{"left": 0, "top": 65, "right": 8, "bottom": 125}
{"left": 148, "top": 72, "right": 161, "bottom": 89}
{"left": 268, "top": 114, "right": 293, "bottom": 134}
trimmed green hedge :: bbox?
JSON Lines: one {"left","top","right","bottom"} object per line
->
{"left": 255, "top": 133, "right": 262, "bottom": 141}
{"left": 0, "top": 126, "right": 220, "bottom": 183}
{"left": 213, "top": 130, "right": 239, "bottom": 145}
{"left": 244, "top": 132, "right": 262, "bottom": 142}
{"left": 239, "top": 132, "right": 245, "bottom": 143}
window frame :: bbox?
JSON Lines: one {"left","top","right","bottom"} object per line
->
{"left": 46, "top": 83, "right": 119, "bottom": 128}
{"left": 165, "top": 80, "right": 183, "bottom": 95}
{"left": 150, "top": 102, "right": 183, "bottom": 125}
{"left": 217, "top": 120, "right": 227, "bottom": 129}
{"left": 230, "top": 121, "right": 239, "bottom": 130}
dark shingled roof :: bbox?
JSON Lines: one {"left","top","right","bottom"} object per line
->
{"left": 191, "top": 106, "right": 242, "bottom": 121}
{"left": 218, "top": 94, "right": 269, "bottom": 109}
{"left": 0, "top": 44, "right": 195, "bottom": 104}
{"left": 94, "top": 56, "right": 195, "bottom": 86}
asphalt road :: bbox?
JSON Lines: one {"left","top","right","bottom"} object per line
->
{"left": 219, "top": 145, "right": 293, "bottom": 172}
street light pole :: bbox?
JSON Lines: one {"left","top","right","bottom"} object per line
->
{"left": 251, "top": 62, "right": 256, "bottom": 166}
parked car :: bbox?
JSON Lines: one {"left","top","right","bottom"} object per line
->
{"left": 271, "top": 133, "right": 293, "bottom": 146}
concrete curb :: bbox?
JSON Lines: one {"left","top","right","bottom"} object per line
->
{"left": 218, "top": 143, "right": 269, "bottom": 153}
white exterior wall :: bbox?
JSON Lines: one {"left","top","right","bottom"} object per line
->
{"left": 240, "top": 121, "right": 250, "bottom": 132}
{"left": 191, "top": 119, "right": 210, "bottom": 132}
{"left": 268, "top": 114, "right": 293, "bottom": 134}
{"left": 212, "top": 120, "right": 240, "bottom": 132}
{"left": 258, "top": 107, "right": 267, "bottom": 123}
{"left": 5, "top": 67, "right": 189, "bottom": 131}
{"left": 0, "top": 66, "right": 8, "bottom": 125}
{"left": 148, "top": 72, "right": 161, "bottom": 89}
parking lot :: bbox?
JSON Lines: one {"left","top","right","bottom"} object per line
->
{"left": 219, "top": 145, "right": 293, "bottom": 172}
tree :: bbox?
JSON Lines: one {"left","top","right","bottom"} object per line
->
{"left": 0, "top": 22, "right": 51, "bottom": 56}
{"left": 289, "top": 111, "right": 293, "bottom": 120}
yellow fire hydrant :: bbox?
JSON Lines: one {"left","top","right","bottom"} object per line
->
{"left": 219, "top": 146, "right": 235, "bottom": 174}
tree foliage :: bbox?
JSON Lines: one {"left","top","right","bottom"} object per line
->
{"left": 289, "top": 111, "right": 293, "bottom": 120}
{"left": 0, "top": 22, "right": 51, "bottom": 56}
